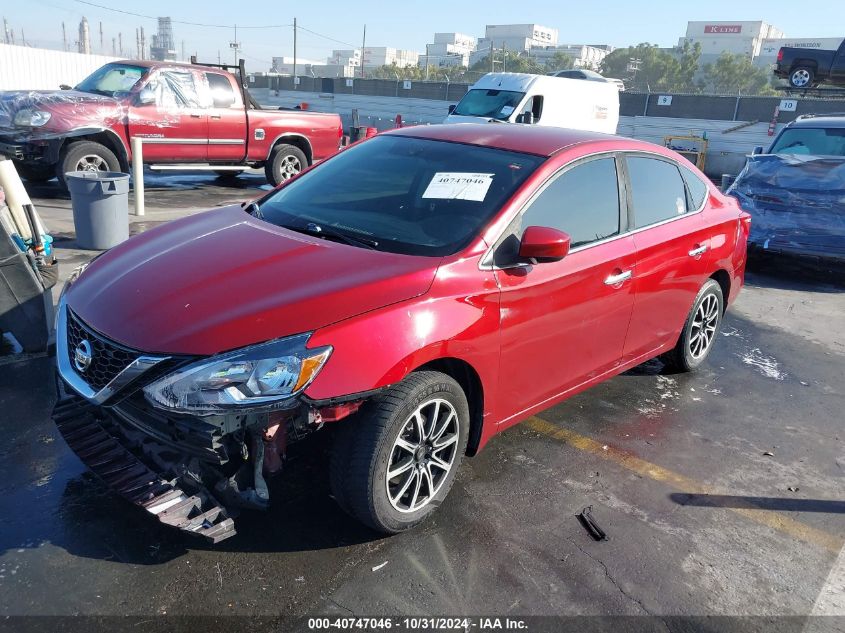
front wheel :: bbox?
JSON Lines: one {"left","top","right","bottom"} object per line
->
{"left": 56, "top": 141, "right": 121, "bottom": 188}
{"left": 789, "top": 67, "right": 815, "bottom": 89}
{"left": 265, "top": 144, "right": 307, "bottom": 187}
{"left": 330, "top": 371, "right": 469, "bottom": 533}
{"left": 661, "top": 279, "right": 724, "bottom": 372}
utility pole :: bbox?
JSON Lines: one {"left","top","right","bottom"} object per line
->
{"left": 293, "top": 17, "right": 297, "bottom": 89}
{"left": 99, "top": 21, "right": 103, "bottom": 54}
{"left": 3, "top": 18, "right": 9, "bottom": 45}
{"left": 360, "top": 24, "right": 366, "bottom": 78}
{"left": 232, "top": 24, "right": 238, "bottom": 65}
{"left": 112, "top": 37, "right": 116, "bottom": 55}
{"left": 118, "top": 32, "right": 122, "bottom": 55}
{"left": 181, "top": 40, "right": 185, "bottom": 61}
{"left": 140, "top": 26, "right": 145, "bottom": 60}
{"left": 62, "top": 22, "right": 67, "bottom": 51}
{"left": 135, "top": 28, "right": 140, "bottom": 59}
{"left": 218, "top": 50, "right": 221, "bottom": 65}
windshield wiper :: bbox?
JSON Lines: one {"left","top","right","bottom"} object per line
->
{"left": 282, "top": 222, "right": 380, "bottom": 250}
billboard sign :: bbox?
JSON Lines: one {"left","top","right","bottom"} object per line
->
{"left": 704, "top": 25, "right": 742, "bottom": 34}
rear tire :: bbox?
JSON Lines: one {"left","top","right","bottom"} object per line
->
{"left": 789, "top": 67, "right": 815, "bottom": 89}
{"left": 330, "top": 371, "right": 469, "bottom": 534}
{"left": 14, "top": 162, "right": 55, "bottom": 183}
{"left": 56, "top": 141, "right": 121, "bottom": 189}
{"left": 661, "top": 279, "right": 724, "bottom": 373}
{"left": 265, "top": 144, "right": 307, "bottom": 187}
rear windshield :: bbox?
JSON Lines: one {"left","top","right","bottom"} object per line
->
{"left": 256, "top": 135, "right": 544, "bottom": 256}
{"left": 769, "top": 127, "right": 845, "bottom": 157}
{"left": 75, "top": 63, "right": 147, "bottom": 96}
{"left": 452, "top": 89, "right": 525, "bottom": 121}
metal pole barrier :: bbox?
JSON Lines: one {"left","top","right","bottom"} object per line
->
{"left": 130, "top": 136, "right": 144, "bottom": 217}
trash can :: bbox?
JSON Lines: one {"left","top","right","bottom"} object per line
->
{"left": 65, "top": 171, "right": 130, "bottom": 250}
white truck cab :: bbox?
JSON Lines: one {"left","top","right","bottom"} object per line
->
{"left": 445, "top": 72, "right": 619, "bottom": 135}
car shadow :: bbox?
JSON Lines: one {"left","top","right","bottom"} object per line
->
{"left": 669, "top": 492, "right": 845, "bottom": 514}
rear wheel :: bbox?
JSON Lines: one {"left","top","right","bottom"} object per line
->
{"left": 330, "top": 371, "right": 469, "bottom": 533}
{"left": 789, "top": 67, "right": 815, "bottom": 89}
{"left": 265, "top": 144, "right": 307, "bottom": 187}
{"left": 661, "top": 279, "right": 724, "bottom": 372}
{"left": 56, "top": 141, "right": 121, "bottom": 188}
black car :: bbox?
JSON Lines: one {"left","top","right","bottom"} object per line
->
{"left": 775, "top": 39, "right": 845, "bottom": 88}
{"left": 728, "top": 114, "right": 845, "bottom": 262}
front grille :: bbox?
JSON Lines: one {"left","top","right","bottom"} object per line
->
{"left": 66, "top": 310, "right": 139, "bottom": 392}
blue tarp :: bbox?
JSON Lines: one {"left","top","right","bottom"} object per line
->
{"left": 729, "top": 154, "right": 845, "bottom": 260}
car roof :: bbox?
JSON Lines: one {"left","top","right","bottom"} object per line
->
{"left": 787, "top": 115, "right": 845, "bottom": 129}
{"left": 383, "top": 123, "right": 656, "bottom": 157}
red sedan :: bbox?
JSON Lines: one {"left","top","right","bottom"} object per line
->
{"left": 54, "top": 124, "right": 750, "bottom": 541}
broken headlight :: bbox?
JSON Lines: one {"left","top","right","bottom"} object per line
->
{"left": 143, "top": 334, "right": 331, "bottom": 414}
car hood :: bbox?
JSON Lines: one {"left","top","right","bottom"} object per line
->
{"left": 729, "top": 154, "right": 845, "bottom": 255}
{"left": 0, "top": 89, "right": 121, "bottom": 137}
{"left": 66, "top": 205, "right": 441, "bottom": 356}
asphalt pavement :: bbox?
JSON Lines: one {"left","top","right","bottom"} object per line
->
{"left": 0, "top": 173, "right": 843, "bottom": 629}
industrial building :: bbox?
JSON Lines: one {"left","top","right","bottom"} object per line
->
{"left": 678, "top": 21, "right": 785, "bottom": 66}
{"left": 471, "top": 23, "right": 559, "bottom": 64}
{"left": 362, "top": 46, "right": 419, "bottom": 68}
{"left": 418, "top": 33, "right": 477, "bottom": 69}
{"left": 530, "top": 44, "right": 612, "bottom": 69}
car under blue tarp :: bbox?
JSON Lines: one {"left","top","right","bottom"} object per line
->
{"left": 728, "top": 153, "right": 845, "bottom": 261}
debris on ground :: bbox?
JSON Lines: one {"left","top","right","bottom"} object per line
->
{"left": 371, "top": 561, "right": 388, "bottom": 572}
{"left": 787, "top": 486, "right": 799, "bottom": 492}
{"left": 577, "top": 505, "right": 608, "bottom": 542}
{"left": 763, "top": 451, "right": 775, "bottom": 456}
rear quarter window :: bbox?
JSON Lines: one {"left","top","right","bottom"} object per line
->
{"left": 680, "top": 165, "right": 709, "bottom": 210}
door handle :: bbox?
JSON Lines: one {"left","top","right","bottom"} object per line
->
{"left": 210, "top": 115, "right": 221, "bottom": 119}
{"left": 688, "top": 244, "right": 708, "bottom": 257}
{"left": 604, "top": 270, "right": 632, "bottom": 286}
{"left": 190, "top": 113, "right": 201, "bottom": 118}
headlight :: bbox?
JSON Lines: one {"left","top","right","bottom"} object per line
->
{"left": 14, "top": 109, "right": 52, "bottom": 127}
{"left": 143, "top": 334, "right": 332, "bottom": 414}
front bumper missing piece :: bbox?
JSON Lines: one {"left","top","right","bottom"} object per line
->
{"left": 52, "top": 392, "right": 237, "bottom": 543}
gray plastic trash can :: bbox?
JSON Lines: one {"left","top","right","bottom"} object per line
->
{"left": 66, "top": 171, "right": 130, "bottom": 250}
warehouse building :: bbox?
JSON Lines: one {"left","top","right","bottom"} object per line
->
{"left": 418, "top": 32, "right": 477, "bottom": 69}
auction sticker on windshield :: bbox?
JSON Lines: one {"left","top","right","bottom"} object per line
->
{"left": 422, "top": 172, "right": 494, "bottom": 202}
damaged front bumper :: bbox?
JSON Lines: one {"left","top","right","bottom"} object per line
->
{"left": 52, "top": 303, "right": 345, "bottom": 543}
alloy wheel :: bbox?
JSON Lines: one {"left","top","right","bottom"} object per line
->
{"left": 279, "top": 155, "right": 302, "bottom": 180}
{"left": 75, "top": 154, "right": 109, "bottom": 172}
{"left": 385, "top": 398, "right": 460, "bottom": 513}
{"left": 791, "top": 69, "right": 811, "bottom": 87}
{"left": 689, "top": 294, "right": 720, "bottom": 359}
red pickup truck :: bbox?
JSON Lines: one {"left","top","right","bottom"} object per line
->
{"left": 0, "top": 59, "right": 343, "bottom": 187}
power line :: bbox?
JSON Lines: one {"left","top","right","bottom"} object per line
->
{"left": 296, "top": 24, "right": 358, "bottom": 49}
{"left": 68, "top": 0, "right": 292, "bottom": 29}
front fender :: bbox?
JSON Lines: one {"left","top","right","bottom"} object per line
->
{"left": 304, "top": 256, "right": 501, "bottom": 418}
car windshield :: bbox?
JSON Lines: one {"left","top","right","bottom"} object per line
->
{"left": 256, "top": 135, "right": 544, "bottom": 256}
{"left": 452, "top": 89, "right": 525, "bottom": 120}
{"left": 769, "top": 127, "right": 845, "bottom": 157}
{"left": 75, "top": 63, "right": 147, "bottom": 96}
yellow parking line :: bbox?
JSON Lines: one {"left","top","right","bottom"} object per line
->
{"left": 525, "top": 416, "right": 843, "bottom": 553}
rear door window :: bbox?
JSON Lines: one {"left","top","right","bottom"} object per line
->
{"left": 206, "top": 73, "right": 237, "bottom": 108}
{"left": 626, "top": 156, "right": 688, "bottom": 228}
{"left": 148, "top": 69, "right": 201, "bottom": 108}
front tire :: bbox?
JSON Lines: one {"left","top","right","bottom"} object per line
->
{"left": 661, "top": 279, "right": 724, "bottom": 372}
{"left": 789, "top": 67, "right": 815, "bottom": 89}
{"left": 57, "top": 141, "right": 121, "bottom": 188}
{"left": 265, "top": 144, "right": 307, "bottom": 187}
{"left": 330, "top": 371, "right": 469, "bottom": 534}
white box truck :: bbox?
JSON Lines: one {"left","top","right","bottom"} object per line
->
{"left": 445, "top": 72, "right": 619, "bottom": 135}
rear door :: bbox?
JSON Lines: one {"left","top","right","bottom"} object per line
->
{"left": 493, "top": 154, "right": 637, "bottom": 423}
{"left": 128, "top": 67, "right": 207, "bottom": 162}
{"left": 621, "top": 154, "right": 715, "bottom": 362}
{"left": 203, "top": 71, "right": 247, "bottom": 162}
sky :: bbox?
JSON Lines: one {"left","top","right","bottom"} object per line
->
{"left": 4, "top": 0, "right": 845, "bottom": 72}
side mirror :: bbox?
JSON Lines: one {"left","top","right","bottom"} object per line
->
{"left": 448, "top": 104, "right": 456, "bottom": 114}
{"left": 137, "top": 88, "right": 156, "bottom": 105}
{"left": 517, "top": 112, "right": 534, "bottom": 124}
{"left": 518, "top": 226, "right": 571, "bottom": 263}
{"left": 752, "top": 146, "right": 764, "bottom": 155}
